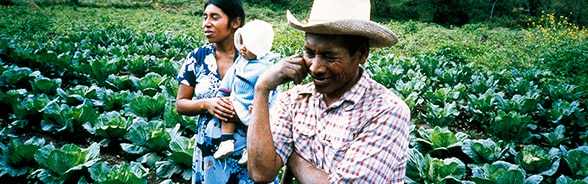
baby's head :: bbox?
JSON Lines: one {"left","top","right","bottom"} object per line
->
{"left": 234, "top": 20, "right": 274, "bottom": 60}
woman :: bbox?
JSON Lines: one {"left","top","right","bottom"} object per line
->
{"left": 176, "top": 0, "right": 269, "bottom": 183}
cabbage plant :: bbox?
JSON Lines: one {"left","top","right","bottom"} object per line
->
{"left": 469, "top": 161, "right": 543, "bottom": 184}
{"left": 405, "top": 148, "right": 467, "bottom": 184}
{"left": 414, "top": 126, "right": 468, "bottom": 157}
{"left": 88, "top": 161, "right": 148, "bottom": 183}
{"left": 132, "top": 72, "right": 169, "bottom": 97}
{"left": 462, "top": 138, "right": 514, "bottom": 164}
{"left": 563, "top": 146, "right": 588, "bottom": 178}
{"left": 515, "top": 145, "right": 561, "bottom": 176}
{"left": 56, "top": 85, "right": 102, "bottom": 106}
{"left": 0, "top": 65, "right": 32, "bottom": 88}
{"left": 29, "top": 71, "right": 61, "bottom": 95}
{"left": 41, "top": 99, "right": 99, "bottom": 133}
{"left": 0, "top": 137, "right": 46, "bottom": 177}
{"left": 129, "top": 93, "right": 166, "bottom": 120}
{"left": 82, "top": 111, "right": 132, "bottom": 145}
{"left": 155, "top": 134, "right": 195, "bottom": 180}
{"left": 33, "top": 142, "right": 101, "bottom": 183}
{"left": 121, "top": 121, "right": 179, "bottom": 167}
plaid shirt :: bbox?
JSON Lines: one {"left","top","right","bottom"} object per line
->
{"left": 270, "top": 71, "right": 411, "bottom": 183}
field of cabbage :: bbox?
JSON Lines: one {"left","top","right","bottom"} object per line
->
{"left": 1, "top": 3, "right": 587, "bottom": 184}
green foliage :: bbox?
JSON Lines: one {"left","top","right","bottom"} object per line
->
{"left": 56, "top": 85, "right": 102, "bottom": 106}
{"left": 563, "top": 146, "right": 588, "bottom": 178}
{"left": 29, "top": 71, "right": 61, "bottom": 95}
{"left": 132, "top": 72, "right": 169, "bottom": 97}
{"left": 406, "top": 148, "right": 467, "bottom": 184}
{"left": 129, "top": 93, "right": 166, "bottom": 120}
{"left": 0, "top": 137, "right": 46, "bottom": 177}
{"left": 514, "top": 145, "right": 561, "bottom": 176}
{"left": 422, "top": 102, "right": 460, "bottom": 127}
{"left": 155, "top": 134, "right": 194, "bottom": 180}
{"left": 0, "top": 65, "right": 32, "bottom": 89}
{"left": 414, "top": 126, "right": 468, "bottom": 157}
{"left": 33, "top": 142, "right": 101, "bottom": 183}
{"left": 541, "top": 125, "right": 571, "bottom": 147}
{"left": 462, "top": 138, "right": 514, "bottom": 164}
{"left": 100, "top": 89, "right": 134, "bottom": 112}
{"left": 10, "top": 91, "right": 50, "bottom": 121}
{"left": 469, "top": 161, "right": 543, "bottom": 184}
{"left": 556, "top": 175, "right": 588, "bottom": 184}
{"left": 41, "top": 99, "right": 99, "bottom": 133}
{"left": 88, "top": 161, "right": 149, "bottom": 184}
{"left": 82, "top": 111, "right": 132, "bottom": 145}
{"left": 487, "top": 110, "right": 533, "bottom": 143}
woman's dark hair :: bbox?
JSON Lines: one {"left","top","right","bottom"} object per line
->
{"left": 205, "top": 0, "right": 245, "bottom": 28}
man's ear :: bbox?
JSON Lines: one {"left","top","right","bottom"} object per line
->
{"left": 358, "top": 45, "right": 369, "bottom": 65}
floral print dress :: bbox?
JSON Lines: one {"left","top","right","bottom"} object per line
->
{"left": 177, "top": 44, "right": 273, "bottom": 184}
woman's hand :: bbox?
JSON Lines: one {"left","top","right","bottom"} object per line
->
{"left": 256, "top": 55, "right": 308, "bottom": 92}
{"left": 206, "top": 97, "right": 235, "bottom": 122}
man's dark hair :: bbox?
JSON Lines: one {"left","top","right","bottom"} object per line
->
{"left": 306, "top": 33, "right": 369, "bottom": 56}
{"left": 205, "top": 0, "right": 245, "bottom": 28}
{"left": 340, "top": 35, "right": 369, "bottom": 56}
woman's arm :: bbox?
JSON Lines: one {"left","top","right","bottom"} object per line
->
{"left": 175, "top": 84, "right": 235, "bottom": 121}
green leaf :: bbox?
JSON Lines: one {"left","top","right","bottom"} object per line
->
{"left": 41, "top": 101, "right": 74, "bottom": 132}
{"left": 462, "top": 138, "right": 513, "bottom": 164}
{"left": 123, "top": 120, "right": 171, "bottom": 154}
{"left": 0, "top": 137, "right": 46, "bottom": 177}
{"left": 30, "top": 71, "right": 61, "bottom": 94}
{"left": 1, "top": 65, "right": 32, "bottom": 88}
{"left": 130, "top": 93, "right": 166, "bottom": 119}
{"left": 565, "top": 146, "right": 588, "bottom": 177}
{"left": 541, "top": 125, "right": 570, "bottom": 147}
{"left": 515, "top": 145, "right": 560, "bottom": 175}
{"left": 470, "top": 161, "right": 527, "bottom": 184}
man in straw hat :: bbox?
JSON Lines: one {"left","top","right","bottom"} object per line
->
{"left": 247, "top": 0, "right": 411, "bottom": 183}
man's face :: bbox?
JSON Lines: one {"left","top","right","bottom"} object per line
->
{"left": 302, "top": 33, "right": 366, "bottom": 102}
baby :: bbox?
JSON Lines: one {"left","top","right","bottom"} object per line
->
{"left": 213, "top": 20, "right": 278, "bottom": 165}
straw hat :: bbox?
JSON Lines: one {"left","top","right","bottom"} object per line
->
{"left": 286, "top": 0, "right": 398, "bottom": 48}
{"left": 234, "top": 20, "right": 274, "bottom": 57}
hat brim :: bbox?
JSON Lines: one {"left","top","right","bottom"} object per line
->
{"left": 286, "top": 10, "right": 398, "bottom": 48}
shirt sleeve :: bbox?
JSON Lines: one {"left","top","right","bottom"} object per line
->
{"left": 330, "top": 102, "right": 411, "bottom": 183}
{"left": 270, "top": 92, "right": 294, "bottom": 165}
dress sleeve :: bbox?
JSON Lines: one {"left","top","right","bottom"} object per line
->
{"left": 176, "top": 49, "right": 199, "bottom": 87}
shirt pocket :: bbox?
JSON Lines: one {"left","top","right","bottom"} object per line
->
{"left": 293, "top": 115, "right": 316, "bottom": 140}
{"left": 319, "top": 126, "right": 354, "bottom": 170}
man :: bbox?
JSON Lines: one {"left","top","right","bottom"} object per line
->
{"left": 247, "top": 0, "right": 411, "bottom": 183}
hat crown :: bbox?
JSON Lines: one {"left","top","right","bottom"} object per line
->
{"left": 308, "top": 0, "right": 370, "bottom": 22}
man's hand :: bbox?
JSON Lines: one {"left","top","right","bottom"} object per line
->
{"left": 256, "top": 55, "right": 308, "bottom": 92}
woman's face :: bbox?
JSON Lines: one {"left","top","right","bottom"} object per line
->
{"left": 202, "top": 4, "right": 234, "bottom": 43}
